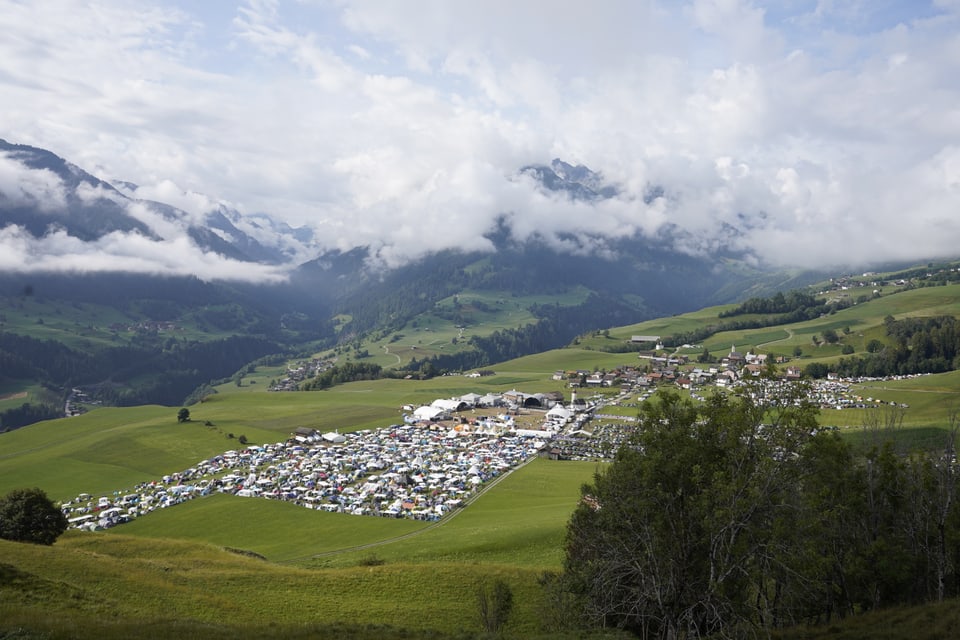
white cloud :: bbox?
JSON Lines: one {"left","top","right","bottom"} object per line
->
{"left": 0, "top": 153, "right": 67, "bottom": 212}
{"left": 0, "top": 0, "right": 958, "bottom": 278}
{"left": 130, "top": 180, "right": 216, "bottom": 223}
{"left": 0, "top": 224, "right": 287, "bottom": 283}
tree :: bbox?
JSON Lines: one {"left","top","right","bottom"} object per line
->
{"left": 805, "top": 362, "right": 830, "bottom": 379}
{"left": 562, "top": 389, "right": 819, "bottom": 638}
{"left": 177, "top": 407, "right": 190, "bottom": 423}
{"left": 0, "top": 487, "right": 68, "bottom": 545}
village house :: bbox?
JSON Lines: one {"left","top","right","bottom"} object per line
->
{"left": 743, "top": 364, "right": 765, "bottom": 377}
{"left": 716, "top": 369, "right": 739, "bottom": 387}
{"left": 723, "top": 346, "right": 746, "bottom": 368}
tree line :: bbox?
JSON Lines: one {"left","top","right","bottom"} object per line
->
{"left": 663, "top": 290, "right": 858, "bottom": 349}
{"left": 806, "top": 315, "right": 960, "bottom": 379}
{"left": 401, "top": 292, "right": 644, "bottom": 376}
{"left": 0, "top": 331, "right": 281, "bottom": 420}
{"left": 299, "top": 362, "right": 384, "bottom": 390}
{"left": 718, "top": 289, "right": 822, "bottom": 317}
{"left": 551, "top": 387, "right": 960, "bottom": 638}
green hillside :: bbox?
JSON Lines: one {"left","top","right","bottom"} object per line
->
{"left": 2, "top": 271, "right": 960, "bottom": 638}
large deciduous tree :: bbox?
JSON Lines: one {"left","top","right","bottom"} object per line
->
{"left": 0, "top": 487, "right": 68, "bottom": 545}
{"left": 558, "top": 386, "right": 960, "bottom": 638}
{"left": 562, "top": 387, "right": 821, "bottom": 638}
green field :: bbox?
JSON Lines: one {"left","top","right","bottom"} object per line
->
{"left": 3, "top": 279, "right": 960, "bottom": 638}
{"left": 0, "top": 382, "right": 59, "bottom": 412}
{"left": 333, "top": 287, "right": 595, "bottom": 369}
{"left": 0, "top": 534, "right": 565, "bottom": 638}
{"left": 0, "top": 295, "right": 245, "bottom": 351}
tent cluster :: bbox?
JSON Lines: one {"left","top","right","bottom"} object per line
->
{"left": 60, "top": 423, "right": 547, "bottom": 531}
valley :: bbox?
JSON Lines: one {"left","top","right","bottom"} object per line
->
{"left": 2, "top": 4, "right": 959, "bottom": 635}
{"left": 3, "top": 269, "right": 960, "bottom": 638}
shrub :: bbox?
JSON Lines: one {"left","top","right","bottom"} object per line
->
{"left": 0, "top": 487, "right": 68, "bottom": 545}
{"left": 477, "top": 579, "right": 514, "bottom": 633}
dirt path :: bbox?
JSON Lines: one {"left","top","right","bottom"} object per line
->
{"left": 0, "top": 391, "right": 27, "bottom": 401}
{"left": 757, "top": 328, "right": 794, "bottom": 348}
{"left": 382, "top": 345, "right": 402, "bottom": 366}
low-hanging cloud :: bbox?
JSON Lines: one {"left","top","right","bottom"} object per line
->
{"left": 0, "top": 224, "right": 288, "bottom": 283}
{"left": 0, "top": 0, "right": 958, "bottom": 277}
{"left": 0, "top": 153, "right": 68, "bottom": 213}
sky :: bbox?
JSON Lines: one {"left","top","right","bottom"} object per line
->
{"left": 1, "top": 0, "right": 959, "bottom": 281}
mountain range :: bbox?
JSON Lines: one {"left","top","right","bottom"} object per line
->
{"left": 0, "top": 139, "right": 315, "bottom": 266}
{"left": 0, "top": 138, "right": 839, "bottom": 422}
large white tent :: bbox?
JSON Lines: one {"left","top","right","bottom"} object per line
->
{"left": 413, "top": 405, "right": 447, "bottom": 422}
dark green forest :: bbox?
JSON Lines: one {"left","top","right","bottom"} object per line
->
{"left": 0, "top": 332, "right": 281, "bottom": 430}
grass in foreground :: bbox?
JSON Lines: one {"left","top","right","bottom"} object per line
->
{"left": 0, "top": 534, "right": 588, "bottom": 639}
{"left": 2, "top": 530, "right": 957, "bottom": 640}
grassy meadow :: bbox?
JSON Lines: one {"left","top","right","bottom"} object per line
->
{"left": 329, "top": 287, "right": 594, "bottom": 370}
{"left": 0, "top": 381, "right": 58, "bottom": 413}
{"left": 3, "top": 279, "right": 960, "bottom": 638}
{"left": 0, "top": 534, "right": 570, "bottom": 639}
{"left": 0, "top": 295, "right": 243, "bottom": 352}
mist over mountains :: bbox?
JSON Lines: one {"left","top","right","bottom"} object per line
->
{"left": 0, "top": 139, "right": 704, "bottom": 282}
{"left": 1, "top": 138, "right": 956, "bottom": 292}
{"left": 0, "top": 138, "right": 891, "bottom": 349}
{"left": 0, "top": 139, "right": 310, "bottom": 283}
{"left": 0, "top": 138, "right": 941, "bottom": 421}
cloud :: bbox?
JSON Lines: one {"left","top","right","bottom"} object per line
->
{"left": 0, "top": 0, "right": 958, "bottom": 276}
{"left": 0, "top": 153, "right": 68, "bottom": 212}
{"left": 128, "top": 180, "right": 217, "bottom": 223}
{"left": 0, "top": 224, "right": 288, "bottom": 283}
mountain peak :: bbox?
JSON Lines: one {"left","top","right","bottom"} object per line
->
{"left": 520, "top": 158, "right": 618, "bottom": 201}
{"left": 0, "top": 139, "right": 317, "bottom": 275}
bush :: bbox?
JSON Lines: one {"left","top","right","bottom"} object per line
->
{"left": 477, "top": 579, "right": 514, "bottom": 633}
{"left": 0, "top": 487, "right": 68, "bottom": 545}
{"left": 358, "top": 554, "right": 385, "bottom": 566}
